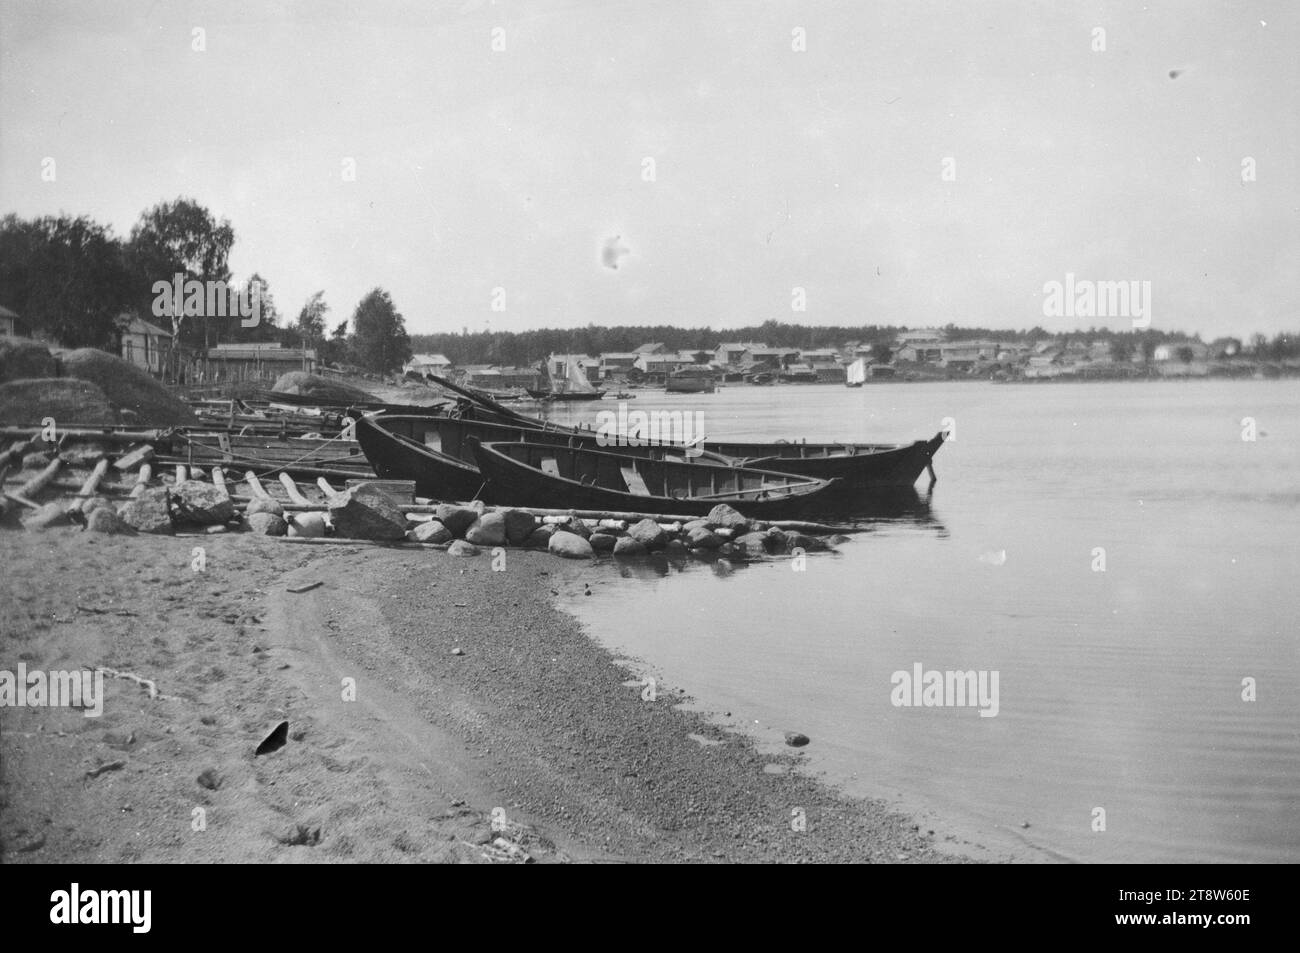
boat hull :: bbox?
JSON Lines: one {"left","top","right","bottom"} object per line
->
{"left": 469, "top": 438, "right": 841, "bottom": 518}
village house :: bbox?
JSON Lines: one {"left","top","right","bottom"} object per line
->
{"left": 205, "top": 342, "right": 316, "bottom": 381}
{"left": 713, "top": 341, "right": 764, "bottom": 366}
{"left": 459, "top": 364, "right": 541, "bottom": 391}
{"left": 939, "top": 340, "right": 1000, "bottom": 372}
{"left": 634, "top": 351, "right": 696, "bottom": 382}
{"left": 746, "top": 346, "right": 800, "bottom": 370}
{"left": 118, "top": 314, "right": 174, "bottom": 376}
{"left": 634, "top": 342, "right": 668, "bottom": 355}
{"left": 404, "top": 353, "right": 452, "bottom": 377}
{"left": 1153, "top": 341, "right": 1211, "bottom": 362}
{"left": 598, "top": 352, "right": 640, "bottom": 380}
{"left": 0, "top": 304, "right": 19, "bottom": 337}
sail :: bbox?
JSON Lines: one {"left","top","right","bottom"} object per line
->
{"left": 565, "top": 357, "right": 596, "bottom": 394}
{"left": 846, "top": 357, "right": 867, "bottom": 385}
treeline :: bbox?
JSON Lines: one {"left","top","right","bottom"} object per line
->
{"left": 0, "top": 200, "right": 412, "bottom": 373}
{"left": 410, "top": 321, "right": 1298, "bottom": 365}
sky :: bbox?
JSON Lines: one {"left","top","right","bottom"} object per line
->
{"left": 1, "top": 0, "right": 1296, "bottom": 340}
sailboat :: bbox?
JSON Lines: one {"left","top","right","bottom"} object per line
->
{"left": 526, "top": 355, "right": 607, "bottom": 401}
{"left": 845, "top": 357, "right": 867, "bottom": 388}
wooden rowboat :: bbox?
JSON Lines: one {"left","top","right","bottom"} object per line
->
{"left": 468, "top": 437, "right": 841, "bottom": 517}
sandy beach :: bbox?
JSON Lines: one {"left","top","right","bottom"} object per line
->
{"left": 1, "top": 529, "right": 963, "bottom": 863}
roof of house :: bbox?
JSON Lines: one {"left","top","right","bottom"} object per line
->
{"left": 600, "top": 352, "right": 640, "bottom": 360}
{"left": 0, "top": 304, "right": 19, "bottom": 320}
{"left": 120, "top": 315, "right": 173, "bottom": 338}
{"left": 634, "top": 342, "right": 665, "bottom": 353}
{"left": 408, "top": 353, "right": 451, "bottom": 365}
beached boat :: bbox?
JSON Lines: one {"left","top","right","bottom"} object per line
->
{"left": 665, "top": 366, "right": 717, "bottom": 393}
{"left": 352, "top": 413, "right": 736, "bottom": 501}
{"left": 468, "top": 438, "right": 841, "bottom": 517}
{"left": 419, "top": 377, "right": 946, "bottom": 489}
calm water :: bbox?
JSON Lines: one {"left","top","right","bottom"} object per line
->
{"left": 539, "top": 380, "right": 1300, "bottom": 863}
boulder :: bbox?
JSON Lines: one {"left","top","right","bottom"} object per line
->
{"left": 0, "top": 378, "right": 118, "bottom": 426}
{"left": 556, "top": 516, "right": 591, "bottom": 539}
{"left": 247, "top": 512, "right": 288, "bottom": 536}
{"left": 60, "top": 348, "right": 197, "bottom": 425}
{"left": 548, "top": 530, "right": 594, "bottom": 559}
{"left": 764, "top": 527, "right": 789, "bottom": 554}
{"left": 588, "top": 532, "right": 617, "bottom": 553}
{"left": 627, "top": 518, "right": 668, "bottom": 550}
{"left": 86, "top": 507, "right": 130, "bottom": 534}
{"left": 731, "top": 532, "right": 772, "bottom": 558}
{"left": 464, "top": 511, "right": 506, "bottom": 546}
{"left": 782, "top": 531, "right": 827, "bottom": 552}
{"left": 707, "top": 503, "right": 750, "bottom": 534}
{"left": 525, "top": 524, "right": 555, "bottom": 549}
{"left": 447, "top": 539, "right": 480, "bottom": 557}
{"left": 118, "top": 487, "right": 173, "bottom": 534}
{"left": 22, "top": 502, "right": 72, "bottom": 530}
{"left": 612, "top": 537, "right": 647, "bottom": 557}
{"left": 329, "top": 485, "right": 407, "bottom": 541}
{"left": 686, "top": 526, "right": 723, "bottom": 550}
{"left": 434, "top": 504, "right": 478, "bottom": 537}
{"left": 683, "top": 519, "right": 711, "bottom": 533}
{"left": 664, "top": 539, "right": 688, "bottom": 556}
{"left": 501, "top": 509, "right": 537, "bottom": 546}
{"left": 171, "top": 480, "right": 235, "bottom": 525}
{"left": 246, "top": 497, "right": 285, "bottom": 518}
{"left": 288, "top": 512, "right": 327, "bottom": 538}
{"left": 411, "top": 519, "right": 453, "bottom": 544}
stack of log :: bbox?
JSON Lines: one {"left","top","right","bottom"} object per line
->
{"left": 1, "top": 433, "right": 858, "bottom": 561}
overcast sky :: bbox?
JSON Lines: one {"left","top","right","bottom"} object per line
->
{"left": 2, "top": 0, "right": 1296, "bottom": 340}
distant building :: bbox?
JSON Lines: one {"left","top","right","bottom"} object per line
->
{"left": 634, "top": 342, "right": 668, "bottom": 355}
{"left": 939, "top": 340, "right": 999, "bottom": 371}
{"left": 598, "top": 352, "right": 640, "bottom": 379}
{"left": 461, "top": 365, "right": 541, "bottom": 391}
{"left": 635, "top": 352, "right": 696, "bottom": 381}
{"left": 1153, "top": 341, "right": 1210, "bottom": 362}
{"left": 895, "top": 328, "right": 946, "bottom": 348}
{"left": 713, "top": 342, "right": 764, "bottom": 366}
{"left": 206, "top": 342, "right": 316, "bottom": 379}
{"left": 119, "top": 314, "right": 174, "bottom": 375}
{"left": 747, "top": 347, "right": 800, "bottom": 369}
{"left": 0, "top": 304, "right": 18, "bottom": 337}
{"left": 405, "top": 353, "right": 452, "bottom": 377}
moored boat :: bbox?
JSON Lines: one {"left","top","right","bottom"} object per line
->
{"left": 468, "top": 438, "right": 841, "bottom": 517}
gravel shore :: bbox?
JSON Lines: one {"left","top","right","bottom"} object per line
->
{"left": 0, "top": 530, "right": 962, "bottom": 863}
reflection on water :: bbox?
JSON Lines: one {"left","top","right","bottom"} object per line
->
{"left": 554, "top": 381, "right": 1300, "bottom": 864}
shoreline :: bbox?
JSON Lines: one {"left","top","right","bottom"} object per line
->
{"left": 1, "top": 530, "right": 974, "bottom": 863}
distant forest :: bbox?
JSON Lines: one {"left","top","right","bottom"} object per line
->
{"left": 410, "top": 321, "right": 1295, "bottom": 367}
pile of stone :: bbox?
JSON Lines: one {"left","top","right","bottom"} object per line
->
{"left": 402, "top": 498, "right": 837, "bottom": 561}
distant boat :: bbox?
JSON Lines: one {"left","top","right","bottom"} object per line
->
{"left": 846, "top": 358, "right": 866, "bottom": 388}
{"left": 469, "top": 437, "right": 842, "bottom": 517}
{"left": 527, "top": 355, "right": 606, "bottom": 401}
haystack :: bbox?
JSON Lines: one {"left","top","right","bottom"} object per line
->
{"left": 272, "top": 371, "right": 374, "bottom": 404}
{"left": 0, "top": 337, "right": 56, "bottom": 383}
{"left": 61, "top": 348, "right": 196, "bottom": 425}
{"left": 0, "top": 378, "right": 118, "bottom": 425}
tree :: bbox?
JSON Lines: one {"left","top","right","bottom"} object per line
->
{"left": 319, "top": 319, "right": 352, "bottom": 367}
{"left": 126, "top": 198, "right": 235, "bottom": 350}
{"left": 870, "top": 341, "right": 893, "bottom": 364}
{"left": 1110, "top": 337, "right": 1135, "bottom": 363}
{"left": 296, "top": 291, "right": 329, "bottom": 345}
{"left": 350, "top": 288, "right": 411, "bottom": 373}
{"left": 0, "top": 213, "right": 131, "bottom": 348}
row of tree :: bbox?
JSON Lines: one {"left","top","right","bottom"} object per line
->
{"left": 0, "top": 200, "right": 413, "bottom": 374}
{"left": 409, "top": 321, "right": 1297, "bottom": 367}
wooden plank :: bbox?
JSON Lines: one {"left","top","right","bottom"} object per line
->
{"left": 620, "top": 466, "right": 651, "bottom": 496}
{"left": 16, "top": 457, "right": 62, "bottom": 499}
{"left": 244, "top": 471, "right": 270, "bottom": 499}
{"left": 113, "top": 444, "right": 155, "bottom": 472}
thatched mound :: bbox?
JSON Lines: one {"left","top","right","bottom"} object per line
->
{"left": 61, "top": 348, "right": 196, "bottom": 426}
{"left": 0, "top": 378, "right": 118, "bottom": 425}
{"left": 0, "top": 337, "right": 56, "bottom": 383}
{"left": 272, "top": 371, "right": 374, "bottom": 404}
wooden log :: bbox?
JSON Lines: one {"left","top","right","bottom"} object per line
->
{"left": 278, "top": 473, "right": 312, "bottom": 506}
{"left": 113, "top": 444, "right": 155, "bottom": 472}
{"left": 244, "top": 471, "right": 271, "bottom": 499}
{"left": 129, "top": 464, "right": 153, "bottom": 498}
{"left": 15, "top": 457, "right": 62, "bottom": 499}
{"left": 174, "top": 465, "right": 189, "bottom": 483}
{"left": 77, "top": 459, "right": 110, "bottom": 497}
{"left": 0, "top": 439, "right": 37, "bottom": 471}
{"left": 212, "top": 466, "right": 227, "bottom": 490}
{"left": 317, "top": 477, "right": 340, "bottom": 497}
